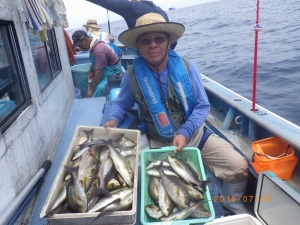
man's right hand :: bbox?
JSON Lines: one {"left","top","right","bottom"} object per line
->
{"left": 104, "top": 120, "right": 118, "bottom": 130}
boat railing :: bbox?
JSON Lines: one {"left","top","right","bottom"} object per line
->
{"left": 202, "top": 74, "right": 300, "bottom": 153}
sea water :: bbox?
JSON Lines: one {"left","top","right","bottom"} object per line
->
{"left": 69, "top": 0, "right": 300, "bottom": 126}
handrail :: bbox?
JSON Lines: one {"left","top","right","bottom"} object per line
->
{"left": 202, "top": 74, "right": 300, "bottom": 151}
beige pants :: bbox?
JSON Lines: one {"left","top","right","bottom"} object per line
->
{"left": 201, "top": 134, "right": 249, "bottom": 183}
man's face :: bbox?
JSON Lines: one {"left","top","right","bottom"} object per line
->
{"left": 136, "top": 32, "right": 170, "bottom": 66}
{"left": 78, "top": 38, "right": 89, "bottom": 51}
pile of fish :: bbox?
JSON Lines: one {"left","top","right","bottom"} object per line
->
{"left": 45, "top": 129, "right": 137, "bottom": 219}
{"left": 145, "top": 155, "right": 211, "bottom": 222}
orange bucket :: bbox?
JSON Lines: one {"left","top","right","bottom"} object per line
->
{"left": 251, "top": 137, "right": 298, "bottom": 180}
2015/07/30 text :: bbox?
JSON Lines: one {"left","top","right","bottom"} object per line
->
{"left": 213, "top": 195, "right": 271, "bottom": 203}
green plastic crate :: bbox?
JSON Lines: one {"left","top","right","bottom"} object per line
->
{"left": 140, "top": 146, "right": 215, "bottom": 225}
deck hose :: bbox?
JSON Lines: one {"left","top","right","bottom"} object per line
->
{"left": 0, "top": 160, "right": 51, "bottom": 225}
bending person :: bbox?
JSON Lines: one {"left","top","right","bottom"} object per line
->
{"left": 72, "top": 30, "right": 122, "bottom": 97}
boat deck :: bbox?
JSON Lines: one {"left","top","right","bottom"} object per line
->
{"left": 27, "top": 95, "right": 299, "bottom": 224}
{"left": 29, "top": 97, "right": 106, "bottom": 224}
{"left": 28, "top": 97, "right": 227, "bottom": 224}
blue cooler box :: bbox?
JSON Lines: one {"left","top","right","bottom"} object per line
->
{"left": 71, "top": 63, "right": 91, "bottom": 96}
{"left": 74, "top": 51, "right": 90, "bottom": 64}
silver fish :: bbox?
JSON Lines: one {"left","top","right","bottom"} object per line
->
{"left": 156, "top": 161, "right": 190, "bottom": 209}
{"left": 87, "top": 187, "right": 133, "bottom": 213}
{"left": 146, "top": 167, "right": 178, "bottom": 178}
{"left": 82, "top": 164, "right": 98, "bottom": 192}
{"left": 89, "top": 133, "right": 125, "bottom": 148}
{"left": 146, "top": 160, "right": 170, "bottom": 170}
{"left": 119, "top": 136, "right": 136, "bottom": 148}
{"left": 148, "top": 176, "right": 160, "bottom": 204}
{"left": 120, "top": 148, "right": 136, "bottom": 158}
{"left": 160, "top": 202, "right": 202, "bottom": 221}
{"left": 97, "top": 152, "right": 115, "bottom": 196}
{"left": 72, "top": 129, "right": 95, "bottom": 160}
{"left": 78, "top": 146, "right": 99, "bottom": 185}
{"left": 64, "top": 165, "right": 87, "bottom": 213}
{"left": 190, "top": 201, "right": 211, "bottom": 218}
{"left": 158, "top": 181, "right": 174, "bottom": 216}
{"left": 168, "top": 155, "right": 210, "bottom": 191}
{"left": 102, "top": 139, "right": 134, "bottom": 187}
{"left": 145, "top": 204, "right": 164, "bottom": 220}
{"left": 94, "top": 193, "right": 133, "bottom": 220}
{"left": 49, "top": 182, "right": 67, "bottom": 212}
{"left": 115, "top": 173, "right": 127, "bottom": 187}
{"left": 86, "top": 178, "right": 100, "bottom": 203}
{"left": 106, "top": 178, "right": 121, "bottom": 191}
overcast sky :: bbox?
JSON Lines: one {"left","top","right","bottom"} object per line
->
{"left": 63, "top": 0, "right": 217, "bottom": 30}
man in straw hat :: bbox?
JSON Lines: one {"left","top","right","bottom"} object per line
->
{"left": 86, "top": 0, "right": 177, "bottom": 49}
{"left": 71, "top": 30, "right": 122, "bottom": 98}
{"left": 82, "top": 19, "right": 115, "bottom": 44}
{"left": 104, "top": 13, "right": 252, "bottom": 216}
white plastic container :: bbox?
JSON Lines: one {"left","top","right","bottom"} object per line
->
{"left": 205, "top": 171, "right": 300, "bottom": 225}
{"left": 205, "top": 214, "right": 261, "bottom": 225}
{"left": 40, "top": 126, "right": 140, "bottom": 225}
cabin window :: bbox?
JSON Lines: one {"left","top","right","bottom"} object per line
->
{"left": 0, "top": 22, "right": 31, "bottom": 133}
{"left": 28, "top": 28, "right": 62, "bottom": 91}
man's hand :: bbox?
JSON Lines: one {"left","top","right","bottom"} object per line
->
{"left": 172, "top": 133, "right": 187, "bottom": 153}
{"left": 86, "top": 89, "right": 93, "bottom": 98}
{"left": 104, "top": 120, "right": 118, "bottom": 130}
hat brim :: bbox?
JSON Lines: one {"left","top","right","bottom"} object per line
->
{"left": 72, "top": 41, "right": 80, "bottom": 48}
{"left": 118, "top": 22, "right": 185, "bottom": 49}
{"left": 83, "top": 24, "right": 100, "bottom": 29}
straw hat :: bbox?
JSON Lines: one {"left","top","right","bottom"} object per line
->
{"left": 118, "top": 13, "right": 185, "bottom": 49}
{"left": 83, "top": 19, "right": 100, "bottom": 29}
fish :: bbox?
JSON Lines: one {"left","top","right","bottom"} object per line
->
{"left": 168, "top": 155, "right": 210, "bottom": 191}
{"left": 87, "top": 187, "right": 133, "bottom": 213}
{"left": 86, "top": 178, "right": 100, "bottom": 203}
{"left": 146, "top": 167, "right": 179, "bottom": 177}
{"left": 125, "top": 155, "right": 136, "bottom": 172}
{"left": 72, "top": 145, "right": 90, "bottom": 161}
{"left": 115, "top": 173, "right": 127, "bottom": 187}
{"left": 72, "top": 129, "right": 95, "bottom": 160}
{"left": 148, "top": 176, "right": 160, "bottom": 204}
{"left": 82, "top": 129, "right": 94, "bottom": 142}
{"left": 77, "top": 145, "right": 99, "bottom": 188}
{"left": 155, "top": 161, "right": 190, "bottom": 209}
{"left": 64, "top": 165, "right": 87, "bottom": 213}
{"left": 90, "top": 132, "right": 125, "bottom": 148}
{"left": 101, "top": 139, "right": 134, "bottom": 187}
{"left": 146, "top": 160, "right": 171, "bottom": 170}
{"left": 106, "top": 178, "right": 121, "bottom": 191}
{"left": 145, "top": 204, "right": 164, "bottom": 220}
{"left": 48, "top": 182, "right": 67, "bottom": 212}
{"left": 81, "top": 164, "right": 98, "bottom": 192}
{"left": 118, "top": 136, "right": 136, "bottom": 148}
{"left": 119, "top": 148, "right": 136, "bottom": 158}
{"left": 190, "top": 201, "right": 211, "bottom": 218}
{"left": 93, "top": 193, "right": 133, "bottom": 220}
{"left": 158, "top": 181, "right": 174, "bottom": 216}
{"left": 96, "top": 152, "right": 115, "bottom": 197}
{"left": 160, "top": 202, "right": 203, "bottom": 221}
{"left": 183, "top": 184, "right": 205, "bottom": 202}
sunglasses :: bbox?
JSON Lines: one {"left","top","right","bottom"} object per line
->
{"left": 138, "top": 36, "right": 167, "bottom": 45}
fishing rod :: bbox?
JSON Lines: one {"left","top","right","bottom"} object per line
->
{"left": 251, "top": 0, "right": 261, "bottom": 111}
{"left": 107, "top": 9, "right": 111, "bottom": 34}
